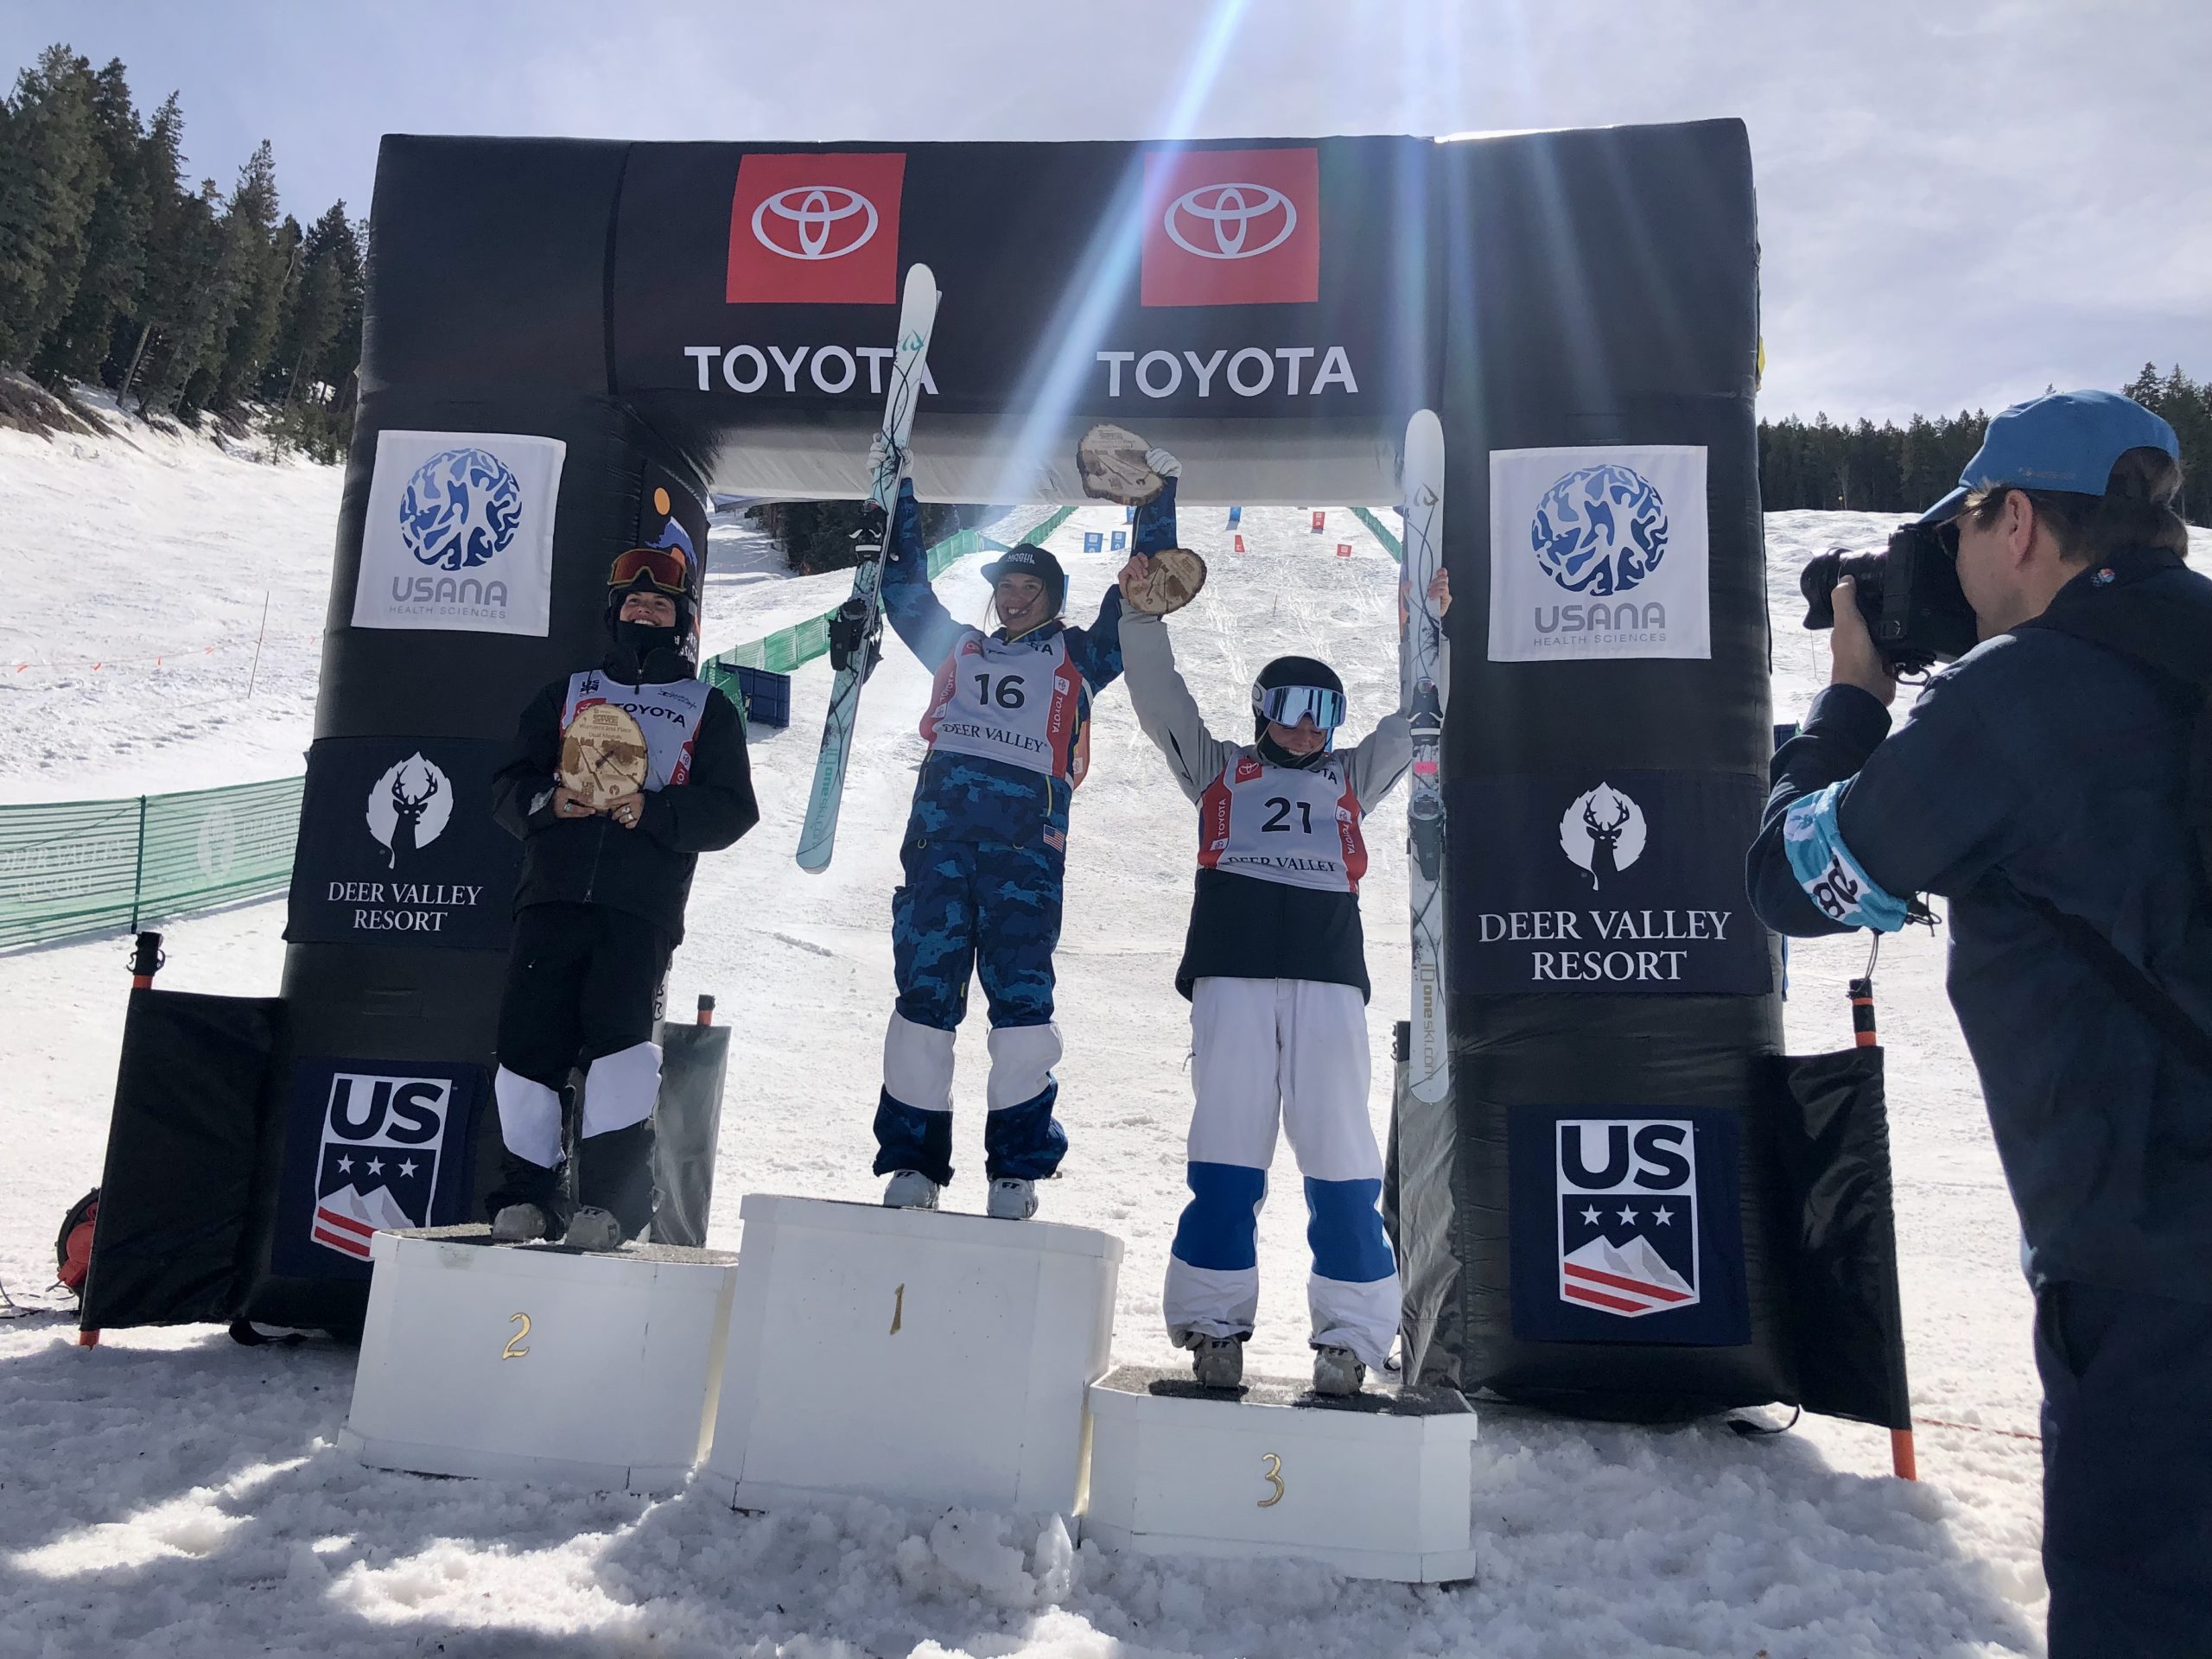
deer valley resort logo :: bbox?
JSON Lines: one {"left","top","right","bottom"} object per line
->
{"left": 1529, "top": 463, "right": 1670, "bottom": 637}
{"left": 391, "top": 447, "right": 519, "bottom": 607}
{"left": 365, "top": 753, "right": 453, "bottom": 872}
{"left": 1558, "top": 783, "right": 1646, "bottom": 890}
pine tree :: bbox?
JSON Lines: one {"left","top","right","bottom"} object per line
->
{"left": 34, "top": 57, "right": 149, "bottom": 385}
{"left": 0, "top": 45, "right": 103, "bottom": 367}
{"left": 207, "top": 138, "right": 285, "bottom": 411}
{"left": 113, "top": 90, "right": 184, "bottom": 399}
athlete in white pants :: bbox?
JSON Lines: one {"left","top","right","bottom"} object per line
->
{"left": 1118, "top": 553, "right": 1449, "bottom": 1394}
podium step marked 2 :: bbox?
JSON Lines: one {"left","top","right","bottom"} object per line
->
{"left": 341, "top": 1227, "right": 738, "bottom": 1494}
{"left": 1084, "top": 1366, "right": 1481, "bottom": 1583}
{"left": 702, "top": 1194, "right": 1121, "bottom": 1518}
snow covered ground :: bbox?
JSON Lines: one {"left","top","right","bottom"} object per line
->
{"left": 9, "top": 426, "right": 2200, "bottom": 1656}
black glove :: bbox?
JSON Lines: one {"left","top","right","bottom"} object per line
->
{"left": 826, "top": 594, "right": 881, "bottom": 677}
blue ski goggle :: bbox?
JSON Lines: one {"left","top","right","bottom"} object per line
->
{"left": 1253, "top": 684, "right": 1347, "bottom": 731}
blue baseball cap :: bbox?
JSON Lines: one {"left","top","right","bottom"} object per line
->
{"left": 1918, "top": 389, "right": 2180, "bottom": 524}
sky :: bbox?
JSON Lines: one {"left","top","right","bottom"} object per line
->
{"left": 5, "top": 0, "right": 2207, "bottom": 423}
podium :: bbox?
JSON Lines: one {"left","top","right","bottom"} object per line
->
{"left": 701, "top": 1194, "right": 1121, "bottom": 1517}
{"left": 340, "top": 1226, "right": 738, "bottom": 1493}
{"left": 1082, "top": 1366, "right": 1480, "bottom": 1582}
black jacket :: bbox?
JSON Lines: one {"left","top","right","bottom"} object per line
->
{"left": 492, "top": 646, "right": 758, "bottom": 944}
{"left": 1746, "top": 550, "right": 2212, "bottom": 1303}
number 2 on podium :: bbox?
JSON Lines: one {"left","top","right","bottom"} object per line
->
{"left": 503, "top": 1312, "right": 531, "bottom": 1360}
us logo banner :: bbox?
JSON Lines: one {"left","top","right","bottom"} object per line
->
{"left": 1509, "top": 1105, "right": 1750, "bottom": 1346}
{"left": 270, "top": 1058, "right": 484, "bottom": 1282}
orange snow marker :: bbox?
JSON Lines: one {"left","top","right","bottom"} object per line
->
{"left": 1335, "top": 542, "right": 1351, "bottom": 558}
{"left": 1310, "top": 510, "right": 1325, "bottom": 531}
{"left": 697, "top": 994, "right": 715, "bottom": 1027}
{"left": 1233, "top": 533, "right": 1245, "bottom": 554}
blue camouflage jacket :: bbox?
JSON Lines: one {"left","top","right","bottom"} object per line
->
{"left": 880, "top": 479, "right": 1175, "bottom": 848}
{"left": 1746, "top": 552, "right": 2212, "bottom": 1304}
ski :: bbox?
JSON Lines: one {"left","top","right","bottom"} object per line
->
{"left": 1400, "top": 409, "right": 1451, "bottom": 1103}
{"left": 795, "top": 264, "right": 940, "bottom": 874}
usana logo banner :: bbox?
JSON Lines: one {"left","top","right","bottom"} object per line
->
{"left": 1487, "top": 445, "right": 1712, "bottom": 663}
{"left": 352, "top": 430, "right": 564, "bottom": 637}
{"left": 1447, "top": 770, "right": 1770, "bottom": 995}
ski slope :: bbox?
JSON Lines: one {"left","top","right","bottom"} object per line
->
{"left": 10, "top": 424, "right": 2190, "bottom": 1655}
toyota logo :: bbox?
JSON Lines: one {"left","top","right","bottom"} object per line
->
{"left": 1163, "top": 182, "right": 1298, "bottom": 261}
{"left": 752, "top": 185, "right": 880, "bottom": 261}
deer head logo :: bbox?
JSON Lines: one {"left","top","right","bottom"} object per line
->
{"left": 365, "top": 753, "right": 454, "bottom": 871}
{"left": 1559, "top": 784, "right": 1647, "bottom": 890}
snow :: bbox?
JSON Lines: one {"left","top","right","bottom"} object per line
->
{"left": 9, "top": 427, "right": 2202, "bottom": 1655}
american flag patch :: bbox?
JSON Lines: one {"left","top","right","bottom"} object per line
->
{"left": 1043, "top": 826, "right": 1065, "bottom": 850}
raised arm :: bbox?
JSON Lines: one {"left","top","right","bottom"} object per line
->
{"left": 880, "top": 477, "right": 968, "bottom": 667}
{"left": 1117, "top": 611, "right": 1233, "bottom": 804}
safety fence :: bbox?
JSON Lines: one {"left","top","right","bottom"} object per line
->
{"left": 0, "top": 505, "right": 1082, "bottom": 953}
{"left": 1350, "top": 505, "right": 1403, "bottom": 560}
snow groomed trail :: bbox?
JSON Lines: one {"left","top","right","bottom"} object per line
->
{"left": 0, "top": 428, "right": 2094, "bottom": 1654}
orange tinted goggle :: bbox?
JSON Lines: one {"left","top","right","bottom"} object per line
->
{"left": 608, "top": 544, "right": 690, "bottom": 596}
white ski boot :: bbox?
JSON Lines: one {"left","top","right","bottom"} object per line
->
{"left": 882, "top": 1170, "right": 941, "bottom": 1210}
{"left": 986, "top": 1178, "right": 1037, "bottom": 1220}
{"left": 1312, "top": 1344, "right": 1366, "bottom": 1397}
{"left": 490, "top": 1204, "right": 549, "bottom": 1243}
{"left": 1188, "top": 1334, "right": 1244, "bottom": 1389}
{"left": 562, "top": 1206, "right": 623, "bottom": 1252}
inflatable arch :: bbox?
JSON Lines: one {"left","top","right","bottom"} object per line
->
{"left": 262, "top": 120, "right": 1844, "bottom": 1420}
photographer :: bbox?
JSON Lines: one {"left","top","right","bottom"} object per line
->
{"left": 1746, "top": 390, "right": 2210, "bottom": 1656}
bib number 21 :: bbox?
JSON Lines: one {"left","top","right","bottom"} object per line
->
{"left": 1262, "top": 797, "right": 1313, "bottom": 834}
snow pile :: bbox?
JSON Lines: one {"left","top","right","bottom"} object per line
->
{"left": 6, "top": 473, "right": 2190, "bottom": 1652}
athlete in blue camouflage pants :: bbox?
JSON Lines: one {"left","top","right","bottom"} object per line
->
{"left": 874, "top": 447, "right": 1179, "bottom": 1218}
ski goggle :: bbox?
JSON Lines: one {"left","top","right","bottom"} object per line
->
{"left": 607, "top": 543, "right": 691, "bottom": 597}
{"left": 1253, "top": 684, "right": 1347, "bottom": 731}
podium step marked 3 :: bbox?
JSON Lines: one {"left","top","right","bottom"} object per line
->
{"left": 340, "top": 1227, "right": 738, "bottom": 1494}
{"left": 702, "top": 1194, "right": 1122, "bottom": 1518}
{"left": 1084, "top": 1366, "right": 1481, "bottom": 1583}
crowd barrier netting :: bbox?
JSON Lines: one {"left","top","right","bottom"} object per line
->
{"left": 0, "top": 506, "right": 1077, "bottom": 952}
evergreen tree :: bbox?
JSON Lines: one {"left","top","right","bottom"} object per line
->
{"left": 207, "top": 139, "right": 286, "bottom": 411}
{"left": 0, "top": 45, "right": 103, "bottom": 366}
{"left": 34, "top": 57, "right": 149, "bottom": 385}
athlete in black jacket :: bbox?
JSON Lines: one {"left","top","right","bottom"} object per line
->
{"left": 486, "top": 543, "right": 757, "bottom": 1249}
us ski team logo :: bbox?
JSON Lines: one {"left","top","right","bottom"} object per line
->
{"left": 1555, "top": 1118, "right": 1699, "bottom": 1317}
{"left": 310, "top": 1072, "right": 451, "bottom": 1260}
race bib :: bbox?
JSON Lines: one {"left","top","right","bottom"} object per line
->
{"left": 920, "top": 630, "right": 1088, "bottom": 784}
{"left": 1197, "top": 748, "right": 1367, "bottom": 893}
{"left": 560, "top": 671, "right": 709, "bottom": 792}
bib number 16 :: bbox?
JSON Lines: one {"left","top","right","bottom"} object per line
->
{"left": 971, "top": 673, "right": 1027, "bottom": 709}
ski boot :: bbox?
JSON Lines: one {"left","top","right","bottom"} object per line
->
{"left": 491, "top": 1204, "right": 550, "bottom": 1244}
{"left": 1312, "top": 1344, "right": 1366, "bottom": 1397}
{"left": 882, "top": 1170, "right": 941, "bottom": 1211}
{"left": 986, "top": 1178, "right": 1037, "bottom": 1220}
{"left": 1185, "top": 1333, "right": 1244, "bottom": 1390}
{"left": 562, "top": 1206, "right": 624, "bottom": 1252}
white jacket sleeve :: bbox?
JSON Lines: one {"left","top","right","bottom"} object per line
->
{"left": 1350, "top": 708, "right": 1413, "bottom": 811}
{"left": 1119, "top": 613, "right": 1233, "bottom": 805}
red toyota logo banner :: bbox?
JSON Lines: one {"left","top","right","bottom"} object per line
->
{"left": 1140, "top": 147, "right": 1320, "bottom": 308}
{"left": 726, "top": 152, "right": 906, "bottom": 305}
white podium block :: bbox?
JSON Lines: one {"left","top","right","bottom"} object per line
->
{"left": 1082, "top": 1366, "right": 1480, "bottom": 1583}
{"left": 702, "top": 1194, "right": 1121, "bottom": 1517}
{"left": 340, "top": 1226, "right": 738, "bottom": 1494}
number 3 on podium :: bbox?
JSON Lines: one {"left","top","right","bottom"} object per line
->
{"left": 1258, "top": 1452, "right": 1284, "bottom": 1508}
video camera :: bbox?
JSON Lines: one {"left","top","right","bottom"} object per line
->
{"left": 1800, "top": 523, "right": 1980, "bottom": 675}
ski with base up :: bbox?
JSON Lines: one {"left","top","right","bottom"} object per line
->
{"left": 1400, "top": 409, "right": 1451, "bottom": 1103}
{"left": 795, "top": 264, "right": 939, "bottom": 873}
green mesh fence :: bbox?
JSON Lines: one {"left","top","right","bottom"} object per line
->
{"left": 0, "top": 775, "right": 302, "bottom": 951}
{"left": 1, "top": 507, "right": 1085, "bottom": 952}
{"left": 1351, "top": 505, "right": 1403, "bottom": 560}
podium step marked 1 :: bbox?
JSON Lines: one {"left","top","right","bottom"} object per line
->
{"left": 701, "top": 1194, "right": 1121, "bottom": 1518}
{"left": 340, "top": 1227, "right": 738, "bottom": 1494}
{"left": 1084, "top": 1366, "right": 1481, "bottom": 1583}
